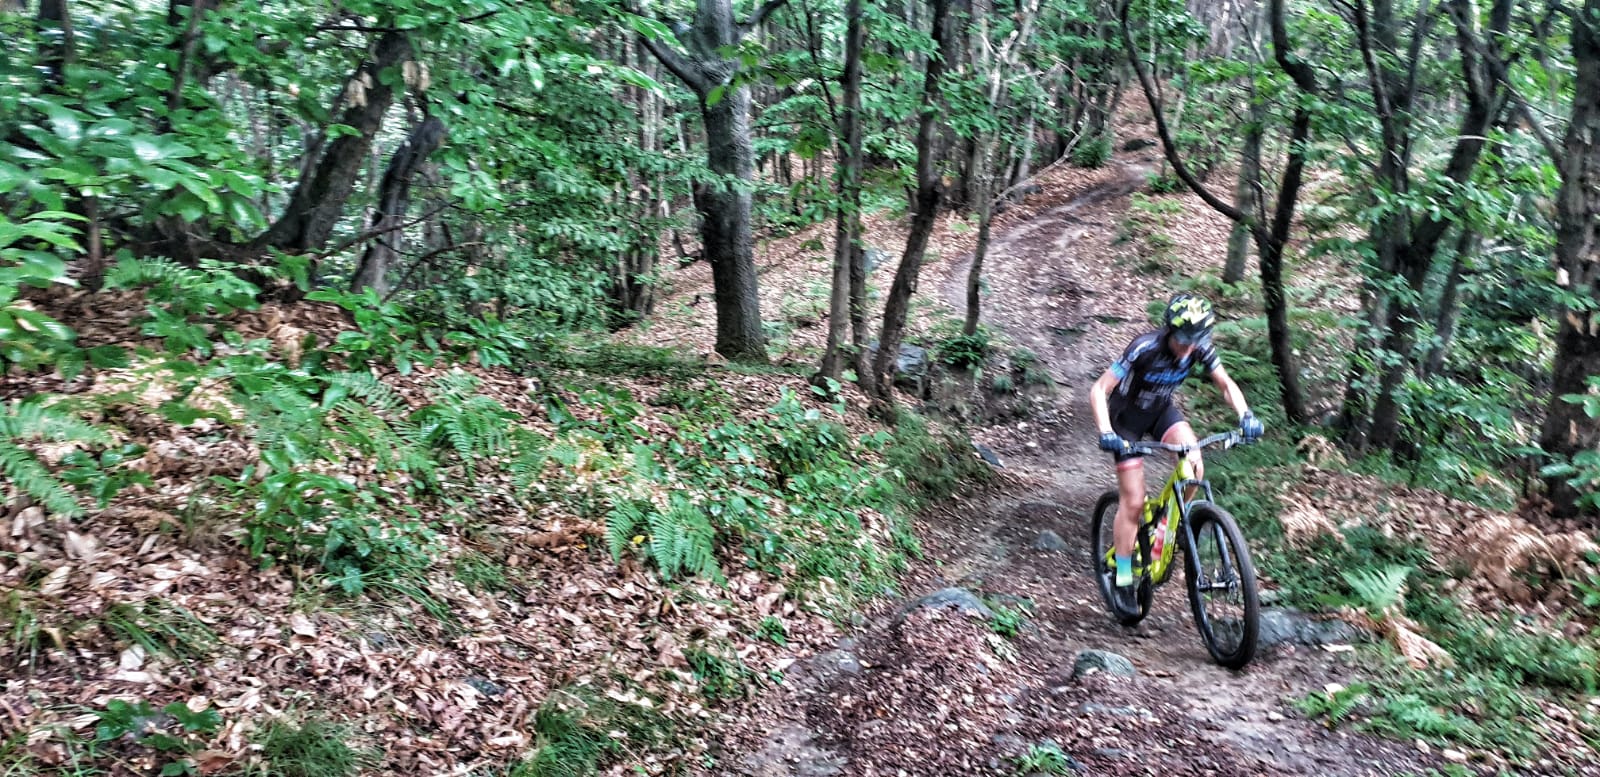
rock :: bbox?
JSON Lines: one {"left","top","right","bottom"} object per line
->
{"left": 1266, "top": 710, "right": 1286, "bottom": 722}
{"left": 1121, "top": 138, "right": 1157, "bottom": 151}
{"left": 1031, "top": 530, "right": 1069, "bottom": 551}
{"left": 894, "top": 587, "right": 994, "bottom": 625}
{"left": 1443, "top": 749, "right": 1468, "bottom": 763}
{"left": 1257, "top": 607, "right": 1360, "bottom": 647}
{"left": 1093, "top": 747, "right": 1127, "bottom": 759}
{"left": 866, "top": 342, "right": 930, "bottom": 392}
{"left": 464, "top": 676, "right": 506, "bottom": 698}
{"left": 1071, "top": 649, "right": 1137, "bottom": 679}
{"left": 973, "top": 442, "right": 1004, "bottom": 468}
{"left": 1079, "top": 702, "right": 1155, "bottom": 720}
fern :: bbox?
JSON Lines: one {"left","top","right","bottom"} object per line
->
{"left": 0, "top": 399, "right": 110, "bottom": 516}
{"left": 1343, "top": 565, "right": 1412, "bottom": 616}
{"left": 104, "top": 256, "right": 260, "bottom": 316}
{"left": 607, "top": 501, "right": 645, "bottom": 562}
{"left": 414, "top": 374, "right": 516, "bottom": 473}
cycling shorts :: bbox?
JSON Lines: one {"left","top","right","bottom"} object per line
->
{"left": 1108, "top": 399, "right": 1184, "bottom": 463}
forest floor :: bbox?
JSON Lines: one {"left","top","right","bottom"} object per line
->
{"left": 636, "top": 119, "right": 1600, "bottom": 774}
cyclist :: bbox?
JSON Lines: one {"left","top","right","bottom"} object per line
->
{"left": 1087, "top": 294, "right": 1263, "bottom": 602}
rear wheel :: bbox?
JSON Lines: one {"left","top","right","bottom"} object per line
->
{"left": 1090, "top": 490, "right": 1152, "bottom": 626}
{"left": 1183, "top": 504, "right": 1259, "bottom": 669}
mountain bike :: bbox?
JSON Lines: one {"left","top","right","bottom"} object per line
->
{"left": 1089, "top": 430, "right": 1261, "bottom": 669}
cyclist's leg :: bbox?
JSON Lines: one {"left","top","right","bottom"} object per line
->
{"left": 1158, "top": 406, "right": 1203, "bottom": 499}
{"left": 1110, "top": 405, "right": 1151, "bottom": 586}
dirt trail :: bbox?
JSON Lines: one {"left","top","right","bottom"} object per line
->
{"left": 715, "top": 161, "right": 1453, "bottom": 776}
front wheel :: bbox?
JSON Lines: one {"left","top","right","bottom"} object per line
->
{"left": 1090, "top": 490, "right": 1152, "bottom": 626}
{"left": 1183, "top": 504, "right": 1260, "bottom": 669}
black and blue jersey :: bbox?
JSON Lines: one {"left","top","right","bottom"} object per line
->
{"left": 1109, "top": 331, "right": 1220, "bottom": 412}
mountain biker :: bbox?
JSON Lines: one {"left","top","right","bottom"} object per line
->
{"left": 1087, "top": 293, "right": 1263, "bottom": 601}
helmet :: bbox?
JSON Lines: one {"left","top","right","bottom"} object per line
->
{"left": 1163, "top": 293, "right": 1214, "bottom": 346}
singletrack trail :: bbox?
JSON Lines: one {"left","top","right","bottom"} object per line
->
{"left": 715, "top": 161, "right": 1444, "bottom": 776}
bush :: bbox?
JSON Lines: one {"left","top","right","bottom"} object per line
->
{"left": 1070, "top": 135, "right": 1112, "bottom": 168}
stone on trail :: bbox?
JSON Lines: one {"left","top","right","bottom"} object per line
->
{"left": 1071, "top": 649, "right": 1137, "bottom": 679}
{"left": 1031, "top": 529, "right": 1068, "bottom": 551}
{"left": 894, "top": 587, "right": 994, "bottom": 625}
{"left": 1257, "top": 607, "right": 1360, "bottom": 647}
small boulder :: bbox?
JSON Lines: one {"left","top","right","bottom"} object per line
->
{"left": 1257, "top": 607, "right": 1360, "bottom": 647}
{"left": 1031, "top": 530, "right": 1069, "bottom": 552}
{"left": 1071, "top": 649, "right": 1137, "bottom": 679}
{"left": 1121, "top": 138, "right": 1157, "bottom": 152}
{"left": 894, "top": 587, "right": 994, "bottom": 625}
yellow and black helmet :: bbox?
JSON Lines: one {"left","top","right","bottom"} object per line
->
{"left": 1163, "top": 293, "right": 1215, "bottom": 345}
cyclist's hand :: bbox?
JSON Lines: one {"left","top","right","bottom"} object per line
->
{"left": 1240, "top": 411, "right": 1264, "bottom": 441}
{"left": 1098, "top": 431, "right": 1127, "bottom": 453}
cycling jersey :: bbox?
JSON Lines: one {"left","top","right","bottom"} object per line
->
{"left": 1109, "top": 331, "right": 1220, "bottom": 412}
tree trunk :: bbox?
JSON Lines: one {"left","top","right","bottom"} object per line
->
{"left": 35, "top": 0, "right": 71, "bottom": 86}
{"left": 1422, "top": 229, "right": 1477, "bottom": 377}
{"left": 869, "top": 0, "right": 957, "bottom": 408}
{"left": 255, "top": 31, "right": 413, "bottom": 258}
{"left": 350, "top": 115, "right": 446, "bottom": 296}
{"left": 1223, "top": 95, "right": 1263, "bottom": 284}
{"left": 697, "top": 86, "right": 767, "bottom": 362}
{"left": 1538, "top": 0, "right": 1600, "bottom": 517}
{"left": 637, "top": 0, "right": 781, "bottom": 363}
{"left": 820, "top": 0, "right": 865, "bottom": 383}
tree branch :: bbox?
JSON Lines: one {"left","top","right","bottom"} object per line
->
{"left": 1117, "top": 0, "right": 1244, "bottom": 223}
{"left": 638, "top": 31, "right": 709, "bottom": 96}
{"left": 740, "top": 0, "right": 789, "bottom": 36}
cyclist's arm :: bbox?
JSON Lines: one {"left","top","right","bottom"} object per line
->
{"left": 1209, "top": 365, "right": 1250, "bottom": 418}
{"left": 1090, "top": 368, "right": 1120, "bottom": 434}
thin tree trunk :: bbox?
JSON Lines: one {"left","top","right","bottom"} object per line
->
{"left": 1224, "top": 94, "right": 1263, "bottom": 284}
{"left": 351, "top": 115, "right": 446, "bottom": 296}
{"left": 820, "top": 0, "right": 865, "bottom": 382}
{"left": 1421, "top": 229, "right": 1477, "bottom": 377}
{"left": 869, "top": 0, "right": 957, "bottom": 408}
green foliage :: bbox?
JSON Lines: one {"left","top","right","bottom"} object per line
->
{"left": 1115, "top": 194, "right": 1183, "bottom": 275}
{"left": 104, "top": 256, "right": 267, "bottom": 356}
{"left": 92, "top": 698, "right": 222, "bottom": 775}
{"left": 755, "top": 616, "right": 788, "bottom": 646}
{"left": 520, "top": 687, "right": 675, "bottom": 777}
{"left": 988, "top": 602, "right": 1029, "bottom": 638}
{"left": 1012, "top": 741, "right": 1075, "bottom": 775}
{"left": 685, "top": 644, "right": 759, "bottom": 702}
{"left": 1297, "top": 682, "right": 1371, "bottom": 726}
{"left": 0, "top": 397, "right": 112, "bottom": 517}
{"left": 881, "top": 409, "right": 990, "bottom": 505}
{"left": 1070, "top": 135, "right": 1111, "bottom": 168}
{"left": 1342, "top": 565, "right": 1412, "bottom": 615}
{"left": 254, "top": 716, "right": 364, "bottom": 777}
{"left": 0, "top": 212, "right": 80, "bottom": 371}
{"left": 932, "top": 327, "right": 991, "bottom": 370}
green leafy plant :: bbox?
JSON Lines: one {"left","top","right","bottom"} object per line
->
{"left": 1013, "top": 741, "right": 1075, "bottom": 775}
{"left": 0, "top": 212, "right": 80, "bottom": 371}
{"left": 1297, "top": 682, "right": 1371, "bottom": 726}
{"left": 0, "top": 397, "right": 111, "bottom": 516}
{"left": 755, "top": 616, "right": 788, "bottom": 646}
{"left": 1070, "top": 135, "right": 1111, "bottom": 168}
{"left": 93, "top": 698, "right": 222, "bottom": 775}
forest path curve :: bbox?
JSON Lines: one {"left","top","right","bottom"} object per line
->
{"left": 722, "top": 161, "right": 1444, "bottom": 777}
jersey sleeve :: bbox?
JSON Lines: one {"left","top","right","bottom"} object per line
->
{"left": 1195, "top": 340, "right": 1222, "bottom": 375}
{"left": 1110, "top": 335, "right": 1155, "bottom": 380}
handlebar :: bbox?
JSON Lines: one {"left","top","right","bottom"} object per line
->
{"left": 1124, "top": 430, "right": 1243, "bottom": 457}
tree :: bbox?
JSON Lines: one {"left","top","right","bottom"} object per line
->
{"left": 1538, "top": 0, "right": 1600, "bottom": 516}
{"left": 350, "top": 115, "right": 447, "bottom": 296}
{"left": 818, "top": 0, "right": 865, "bottom": 383}
{"left": 1119, "top": 0, "right": 1314, "bottom": 423}
{"left": 867, "top": 0, "right": 959, "bottom": 409}
{"left": 638, "top": 0, "right": 788, "bottom": 363}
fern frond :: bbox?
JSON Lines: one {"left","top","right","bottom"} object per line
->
{"left": 0, "top": 441, "right": 81, "bottom": 516}
{"left": 327, "top": 371, "right": 409, "bottom": 417}
{"left": 0, "top": 399, "right": 111, "bottom": 445}
{"left": 606, "top": 501, "right": 642, "bottom": 562}
{"left": 1343, "top": 565, "right": 1412, "bottom": 615}
{"left": 103, "top": 256, "right": 188, "bottom": 290}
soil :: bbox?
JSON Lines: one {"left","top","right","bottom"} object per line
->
{"left": 700, "top": 159, "right": 1464, "bottom": 777}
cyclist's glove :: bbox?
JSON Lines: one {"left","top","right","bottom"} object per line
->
{"left": 1098, "top": 431, "right": 1127, "bottom": 453}
{"left": 1240, "top": 411, "right": 1264, "bottom": 441}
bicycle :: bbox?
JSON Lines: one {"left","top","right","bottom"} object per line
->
{"left": 1088, "top": 430, "right": 1261, "bottom": 669}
